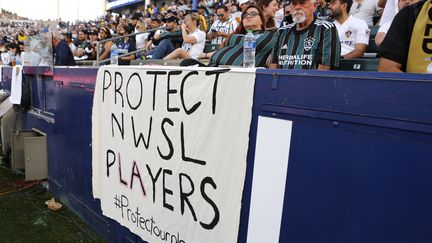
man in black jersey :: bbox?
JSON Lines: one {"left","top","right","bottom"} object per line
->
{"left": 269, "top": 0, "right": 340, "bottom": 70}
{"left": 378, "top": 0, "right": 432, "bottom": 73}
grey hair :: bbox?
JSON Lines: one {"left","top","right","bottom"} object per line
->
{"left": 52, "top": 31, "right": 64, "bottom": 40}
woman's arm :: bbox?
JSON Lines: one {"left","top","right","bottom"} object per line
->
{"left": 100, "top": 41, "right": 113, "bottom": 60}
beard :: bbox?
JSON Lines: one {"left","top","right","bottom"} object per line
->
{"left": 330, "top": 9, "right": 342, "bottom": 19}
{"left": 292, "top": 10, "right": 306, "bottom": 24}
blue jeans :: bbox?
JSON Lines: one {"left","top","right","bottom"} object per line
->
{"left": 148, "top": 39, "right": 176, "bottom": 59}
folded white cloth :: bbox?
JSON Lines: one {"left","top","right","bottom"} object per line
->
{"left": 10, "top": 65, "right": 23, "bottom": 105}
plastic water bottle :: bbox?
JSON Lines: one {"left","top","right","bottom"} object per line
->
{"left": 243, "top": 30, "right": 256, "bottom": 68}
{"left": 15, "top": 54, "right": 22, "bottom": 66}
{"left": 110, "top": 44, "right": 119, "bottom": 65}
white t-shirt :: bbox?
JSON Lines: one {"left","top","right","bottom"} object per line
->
{"left": 335, "top": 15, "right": 370, "bottom": 56}
{"left": 275, "top": 8, "right": 285, "bottom": 29}
{"left": 69, "top": 43, "right": 77, "bottom": 52}
{"left": 209, "top": 17, "right": 238, "bottom": 44}
{"left": 182, "top": 29, "right": 206, "bottom": 59}
{"left": 135, "top": 32, "right": 149, "bottom": 49}
{"left": 349, "top": 0, "right": 381, "bottom": 26}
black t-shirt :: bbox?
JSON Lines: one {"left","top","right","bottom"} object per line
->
{"left": 377, "top": 0, "right": 425, "bottom": 71}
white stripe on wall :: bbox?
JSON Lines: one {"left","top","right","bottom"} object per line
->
{"left": 247, "top": 116, "right": 293, "bottom": 243}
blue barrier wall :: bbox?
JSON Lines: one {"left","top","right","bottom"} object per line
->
{"left": 2, "top": 67, "right": 431, "bottom": 242}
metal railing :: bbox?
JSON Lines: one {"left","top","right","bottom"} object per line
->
{"left": 95, "top": 26, "right": 164, "bottom": 66}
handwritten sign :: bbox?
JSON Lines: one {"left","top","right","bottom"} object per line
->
{"left": 92, "top": 66, "right": 255, "bottom": 243}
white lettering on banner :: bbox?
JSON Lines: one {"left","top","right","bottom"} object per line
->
{"left": 92, "top": 66, "right": 256, "bottom": 243}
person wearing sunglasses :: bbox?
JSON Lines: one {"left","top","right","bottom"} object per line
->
{"left": 208, "top": 6, "right": 239, "bottom": 45}
{"left": 315, "top": 0, "right": 332, "bottom": 21}
{"left": 207, "top": 5, "right": 277, "bottom": 67}
{"left": 269, "top": 0, "right": 340, "bottom": 70}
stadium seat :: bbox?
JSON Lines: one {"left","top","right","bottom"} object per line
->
{"left": 335, "top": 58, "right": 379, "bottom": 71}
{"left": 365, "top": 26, "right": 379, "bottom": 53}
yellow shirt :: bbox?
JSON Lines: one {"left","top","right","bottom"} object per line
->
{"left": 198, "top": 14, "right": 207, "bottom": 32}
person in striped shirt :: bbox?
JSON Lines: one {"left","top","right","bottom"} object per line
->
{"left": 269, "top": 0, "right": 340, "bottom": 70}
{"left": 208, "top": 5, "right": 277, "bottom": 67}
{"left": 208, "top": 6, "right": 239, "bottom": 45}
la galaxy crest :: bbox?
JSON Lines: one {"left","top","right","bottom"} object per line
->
{"left": 304, "top": 37, "right": 315, "bottom": 51}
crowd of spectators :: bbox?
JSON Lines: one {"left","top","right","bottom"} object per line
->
{"left": 0, "top": 0, "right": 429, "bottom": 73}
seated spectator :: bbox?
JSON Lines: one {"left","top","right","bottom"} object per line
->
{"left": 52, "top": 31, "right": 76, "bottom": 66}
{"left": 146, "top": 18, "right": 164, "bottom": 51}
{"left": 73, "top": 29, "right": 93, "bottom": 60}
{"left": 71, "top": 29, "right": 79, "bottom": 46}
{"left": 330, "top": 0, "right": 369, "bottom": 58}
{"left": 18, "top": 41, "right": 25, "bottom": 52}
{"left": 316, "top": 0, "right": 333, "bottom": 20}
{"left": 196, "top": 9, "right": 208, "bottom": 32}
{"left": 378, "top": 0, "right": 431, "bottom": 73}
{"left": 135, "top": 19, "right": 148, "bottom": 52}
{"left": 208, "top": 6, "right": 239, "bottom": 45}
{"left": 1, "top": 43, "right": 20, "bottom": 66}
{"left": 230, "top": 3, "right": 243, "bottom": 22}
{"left": 177, "top": 1, "right": 189, "bottom": 12}
{"left": 269, "top": 0, "right": 340, "bottom": 70}
{"left": 117, "top": 25, "right": 136, "bottom": 65}
{"left": 148, "top": 16, "right": 182, "bottom": 59}
{"left": 17, "top": 30, "right": 28, "bottom": 42}
{"left": 349, "top": 0, "right": 381, "bottom": 26}
{"left": 130, "top": 13, "right": 142, "bottom": 30}
{"left": 256, "top": 0, "right": 280, "bottom": 29}
{"left": 198, "top": 5, "right": 210, "bottom": 22}
{"left": 375, "top": 0, "right": 419, "bottom": 46}
{"left": 275, "top": 3, "right": 286, "bottom": 27}
{"left": 64, "top": 32, "right": 77, "bottom": 53}
{"left": 164, "top": 13, "right": 206, "bottom": 60}
{"left": 98, "top": 27, "right": 113, "bottom": 61}
{"left": 239, "top": 0, "right": 252, "bottom": 12}
{"left": 206, "top": 5, "right": 277, "bottom": 67}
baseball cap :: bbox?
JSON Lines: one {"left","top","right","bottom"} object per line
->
{"left": 238, "top": 0, "right": 250, "bottom": 5}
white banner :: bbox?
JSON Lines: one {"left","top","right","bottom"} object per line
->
{"left": 92, "top": 66, "right": 255, "bottom": 243}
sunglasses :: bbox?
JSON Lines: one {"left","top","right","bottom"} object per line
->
{"left": 217, "top": 14, "right": 225, "bottom": 17}
{"left": 242, "top": 12, "right": 259, "bottom": 19}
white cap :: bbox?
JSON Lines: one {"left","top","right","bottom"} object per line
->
{"left": 238, "top": 0, "right": 250, "bottom": 5}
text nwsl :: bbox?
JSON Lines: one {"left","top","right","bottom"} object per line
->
{"left": 100, "top": 69, "right": 230, "bottom": 231}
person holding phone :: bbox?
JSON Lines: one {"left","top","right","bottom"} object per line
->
{"left": 208, "top": 6, "right": 238, "bottom": 45}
